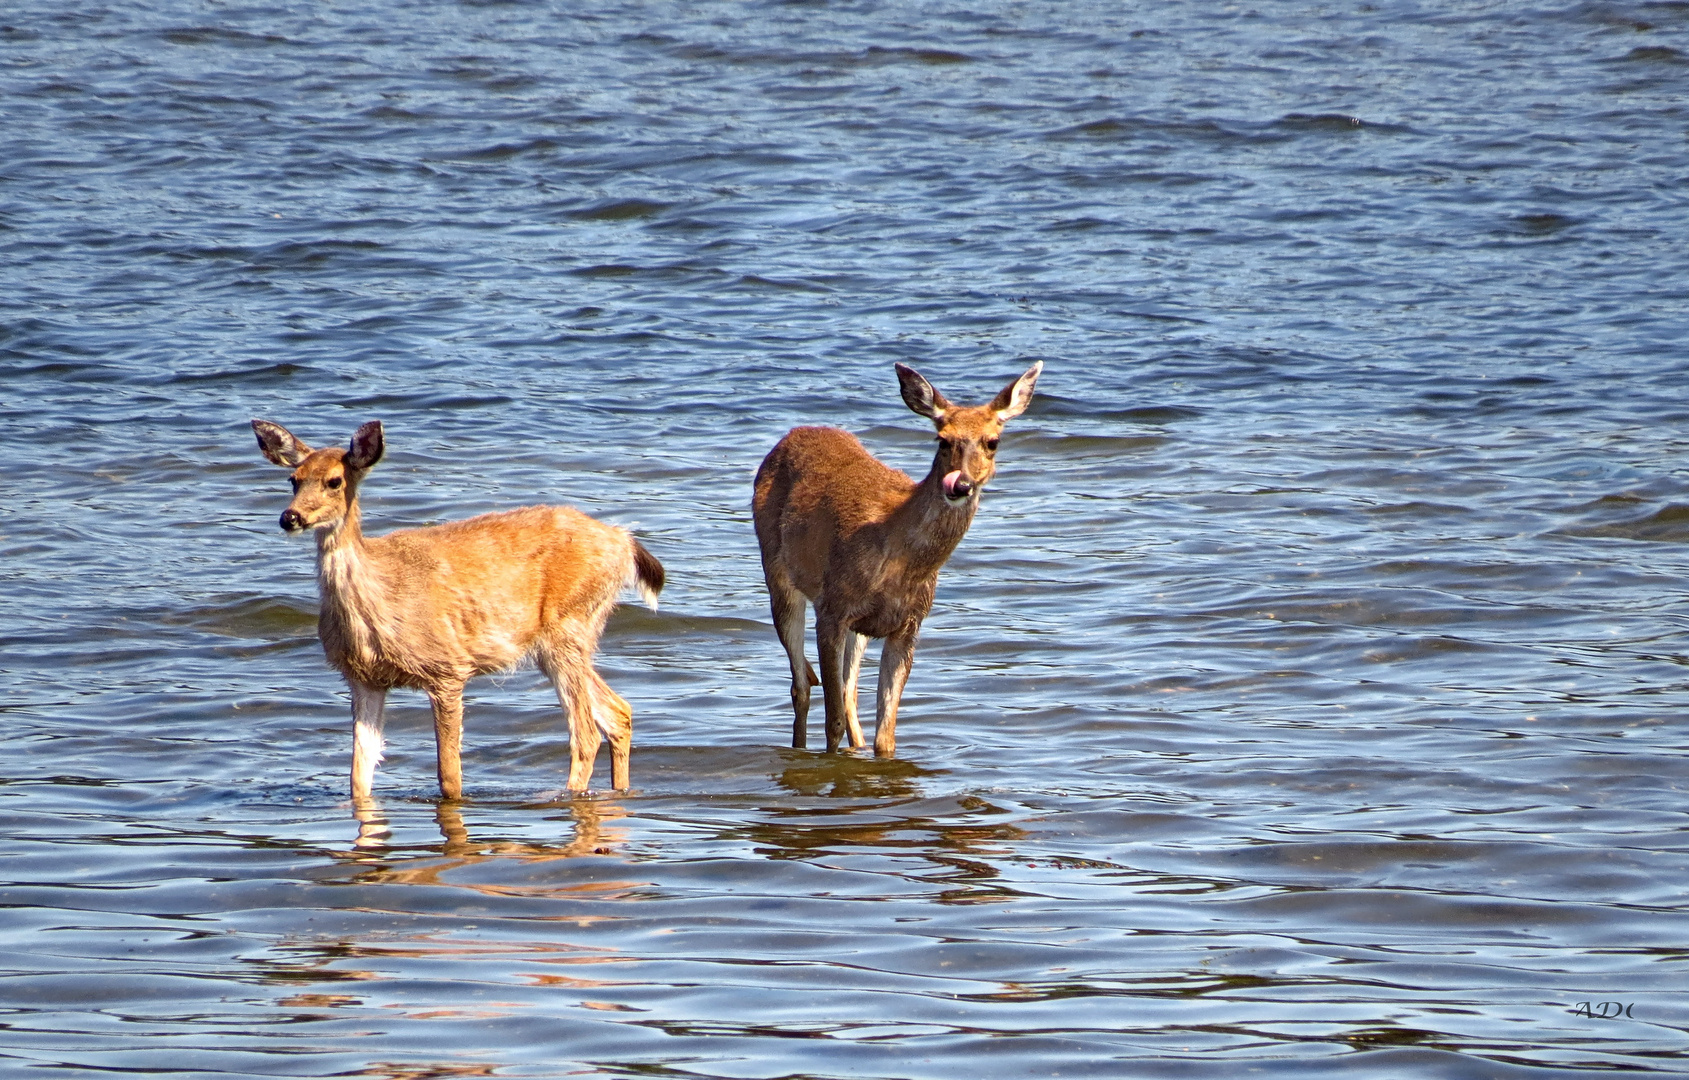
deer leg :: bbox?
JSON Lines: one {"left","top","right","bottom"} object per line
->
{"left": 567, "top": 684, "right": 603, "bottom": 794}
{"left": 542, "top": 641, "right": 608, "bottom": 794}
{"left": 873, "top": 627, "right": 919, "bottom": 758}
{"left": 590, "top": 670, "right": 634, "bottom": 791}
{"left": 814, "top": 611, "right": 851, "bottom": 753}
{"left": 769, "top": 581, "right": 818, "bottom": 749}
{"left": 349, "top": 681, "right": 387, "bottom": 802}
{"left": 429, "top": 683, "right": 466, "bottom": 801}
{"left": 842, "top": 631, "right": 869, "bottom": 749}
{"left": 542, "top": 645, "right": 602, "bottom": 794}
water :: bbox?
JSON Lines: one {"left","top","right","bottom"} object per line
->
{"left": 3, "top": 1, "right": 1688, "bottom": 1076}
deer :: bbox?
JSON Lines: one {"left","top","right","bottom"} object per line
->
{"left": 751, "top": 360, "right": 1042, "bottom": 758}
{"left": 251, "top": 419, "right": 664, "bottom": 802}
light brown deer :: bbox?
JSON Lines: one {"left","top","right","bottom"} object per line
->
{"left": 251, "top": 419, "right": 663, "bottom": 801}
{"left": 752, "top": 361, "right": 1042, "bottom": 757}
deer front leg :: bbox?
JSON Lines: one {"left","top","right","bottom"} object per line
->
{"left": 842, "top": 631, "right": 869, "bottom": 749}
{"left": 873, "top": 626, "right": 919, "bottom": 758}
{"left": 814, "top": 610, "right": 852, "bottom": 753}
{"left": 349, "top": 681, "right": 387, "bottom": 802}
{"left": 429, "top": 683, "right": 466, "bottom": 801}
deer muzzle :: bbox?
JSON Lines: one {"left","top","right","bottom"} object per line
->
{"left": 942, "top": 470, "right": 974, "bottom": 501}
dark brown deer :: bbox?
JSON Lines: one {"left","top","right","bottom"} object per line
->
{"left": 252, "top": 419, "right": 663, "bottom": 801}
{"left": 752, "top": 361, "right": 1042, "bottom": 756}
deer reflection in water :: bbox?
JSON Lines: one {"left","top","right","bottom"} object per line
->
{"left": 344, "top": 797, "right": 635, "bottom": 899}
{"left": 252, "top": 800, "right": 639, "bottom": 1024}
{"left": 762, "top": 755, "right": 1029, "bottom": 903}
{"left": 772, "top": 750, "right": 932, "bottom": 800}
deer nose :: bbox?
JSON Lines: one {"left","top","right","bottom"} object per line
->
{"left": 941, "top": 470, "right": 974, "bottom": 501}
{"left": 279, "top": 509, "right": 306, "bottom": 532}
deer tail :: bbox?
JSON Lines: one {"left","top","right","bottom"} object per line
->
{"left": 630, "top": 538, "right": 665, "bottom": 611}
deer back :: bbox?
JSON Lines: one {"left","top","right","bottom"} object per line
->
{"left": 754, "top": 426, "right": 921, "bottom": 592}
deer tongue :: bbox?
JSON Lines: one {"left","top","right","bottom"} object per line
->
{"left": 942, "top": 470, "right": 966, "bottom": 499}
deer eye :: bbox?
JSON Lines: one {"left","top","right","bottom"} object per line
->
{"left": 325, "top": 476, "right": 343, "bottom": 490}
{"left": 936, "top": 438, "right": 953, "bottom": 451}
{"left": 985, "top": 437, "right": 1000, "bottom": 452}
{"left": 290, "top": 477, "right": 301, "bottom": 492}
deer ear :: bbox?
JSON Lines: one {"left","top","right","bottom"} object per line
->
{"left": 991, "top": 360, "right": 1043, "bottom": 420}
{"left": 344, "top": 421, "right": 385, "bottom": 472}
{"left": 896, "top": 363, "right": 952, "bottom": 421}
{"left": 252, "top": 420, "right": 312, "bottom": 467}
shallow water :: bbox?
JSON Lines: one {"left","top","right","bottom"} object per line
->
{"left": 4, "top": 1, "right": 1689, "bottom": 1076}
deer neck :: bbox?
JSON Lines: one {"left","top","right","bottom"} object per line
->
{"left": 314, "top": 496, "right": 365, "bottom": 568}
{"left": 887, "top": 466, "right": 979, "bottom": 572}
{"left": 312, "top": 498, "right": 387, "bottom": 658}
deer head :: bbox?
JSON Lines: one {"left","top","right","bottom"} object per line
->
{"left": 252, "top": 419, "right": 385, "bottom": 534}
{"left": 896, "top": 360, "right": 1041, "bottom": 504}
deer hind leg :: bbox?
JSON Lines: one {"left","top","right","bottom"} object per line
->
{"left": 814, "top": 610, "right": 853, "bottom": 754}
{"left": 428, "top": 682, "right": 467, "bottom": 800}
{"left": 873, "top": 626, "right": 919, "bottom": 759}
{"left": 540, "top": 640, "right": 603, "bottom": 793}
{"left": 563, "top": 673, "right": 603, "bottom": 794}
{"left": 769, "top": 579, "right": 819, "bottom": 749}
{"left": 589, "top": 670, "right": 634, "bottom": 791}
{"left": 349, "top": 681, "right": 387, "bottom": 802}
{"left": 842, "top": 631, "right": 869, "bottom": 750}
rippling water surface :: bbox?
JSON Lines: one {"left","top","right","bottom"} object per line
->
{"left": 4, "top": 2, "right": 1689, "bottom": 1076}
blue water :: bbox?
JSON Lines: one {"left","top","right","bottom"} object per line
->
{"left": 3, "top": 2, "right": 1688, "bottom": 1076}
